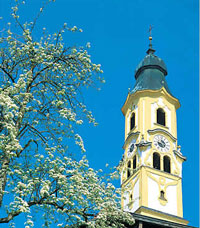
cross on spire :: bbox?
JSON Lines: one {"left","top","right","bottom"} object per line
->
{"left": 146, "top": 25, "right": 155, "bottom": 54}
{"left": 148, "top": 25, "right": 153, "bottom": 45}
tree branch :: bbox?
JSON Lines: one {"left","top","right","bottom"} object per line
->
{"left": 0, "top": 65, "right": 15, "bottom": 83}
{"left": 16, "top": 139, "right": 38, "bottom": 157}
{"left": 0, "top": 211, "right": 20, "bottom": 223}
{"left": 0, "top": 156, "right": 10, "bottom": 207}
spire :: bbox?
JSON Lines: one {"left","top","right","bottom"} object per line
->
{"left": 146, "top": 25, "right": 155, "bottom": 54}
{"left": 133, "top": 28, "right": 170, "bottom": 94}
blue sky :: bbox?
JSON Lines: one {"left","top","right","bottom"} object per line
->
{"left": 0, "top": 0, "right": 199, "bottom": 227}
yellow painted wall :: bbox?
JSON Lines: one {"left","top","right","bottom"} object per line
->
{"left": 120, "top": 87, "right": 186, "bottom": 223}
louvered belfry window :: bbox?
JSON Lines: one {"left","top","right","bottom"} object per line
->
{"left": 153, "top": 152, "right": 160, "bottom": 170}
{"left": 130, "top": 112, "right": 135, "bottom": 130}
{"left": 133, "top": 155, "right": 136, "bottom": 169}
{"left": 127, "top": 160, "right": 131, "bottom": 178}
{"left": 164, "top": 156, "right": 171, "bottom": 173}
{"left": 157, "top": 108, "right": 165, "bottom": 126}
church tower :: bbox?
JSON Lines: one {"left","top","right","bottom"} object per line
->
{"left": 119, "top": 35, "right": 190, "bottom": 226}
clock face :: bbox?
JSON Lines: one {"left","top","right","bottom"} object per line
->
{"left": 127, "top": 143, "right": 135, "bottom": 157}
{"left": 153, "top": 135, "right": 170, "bottom": 152}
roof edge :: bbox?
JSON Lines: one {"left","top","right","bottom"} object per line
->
{"left": 135, "top": 64, "right": 167, "bottom": 79}
{"left": 131, "top": 211, "right": 195, "bottom": 228}
{"left": 121, "top": 87, "right": 180, "bottom": 115}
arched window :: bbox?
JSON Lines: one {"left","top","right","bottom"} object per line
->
{"left": 163, "top": 156, "right": 171, "bottom": 173}
{"left": 127, "top": 160, "right": 131, "bottom": 178}
{"left": 130, "top": 112, "right": 135, "bottom": 130}
{"left": 153, "top": 152, "right": 160, "bottom": 170}
{"left": 157, "top": 108, "right": 165, "bottom": 126}
{"left": 133, "top": 155, "right": 137, "bottom": 169}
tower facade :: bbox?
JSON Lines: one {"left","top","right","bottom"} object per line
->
{"left": 119, "top": 43, "right": 189, "bottom": 225}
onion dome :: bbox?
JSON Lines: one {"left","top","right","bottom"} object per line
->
{"left": 132, "top": 41, "right": 171, "bottom": 95}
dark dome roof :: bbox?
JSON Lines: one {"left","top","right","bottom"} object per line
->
{"left": 135, "top": 52, "right": 167, "bottom": 79}
{"left": 131, "top": 48, "right": 171, "bottom": 95}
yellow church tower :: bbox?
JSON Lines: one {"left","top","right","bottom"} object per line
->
{"left": 119, "top": 35, "right": 190, "bottom": 226}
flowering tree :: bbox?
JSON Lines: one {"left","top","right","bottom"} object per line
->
{"left": 0, "top": 1, "right": 134, "bottom": 227}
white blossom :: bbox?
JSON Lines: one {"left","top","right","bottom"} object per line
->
{"left": 0, "top": 1, "right": 134, "bottom": 227}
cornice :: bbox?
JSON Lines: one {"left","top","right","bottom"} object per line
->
{"left": 173, "top": 150, "right": 187, "bottom": 161}
{"left": 123, "top": 131, "right": 140, "bottom": 149}
{"left": 147, "top": 128, "right": 177, "bottom": 141}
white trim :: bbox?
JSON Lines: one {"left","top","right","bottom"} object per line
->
{"left": 143, "top": 100, "right": 145, "bottom": 134}
{"left": 135, "top": 105, "right": 138, "bottom": 129}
